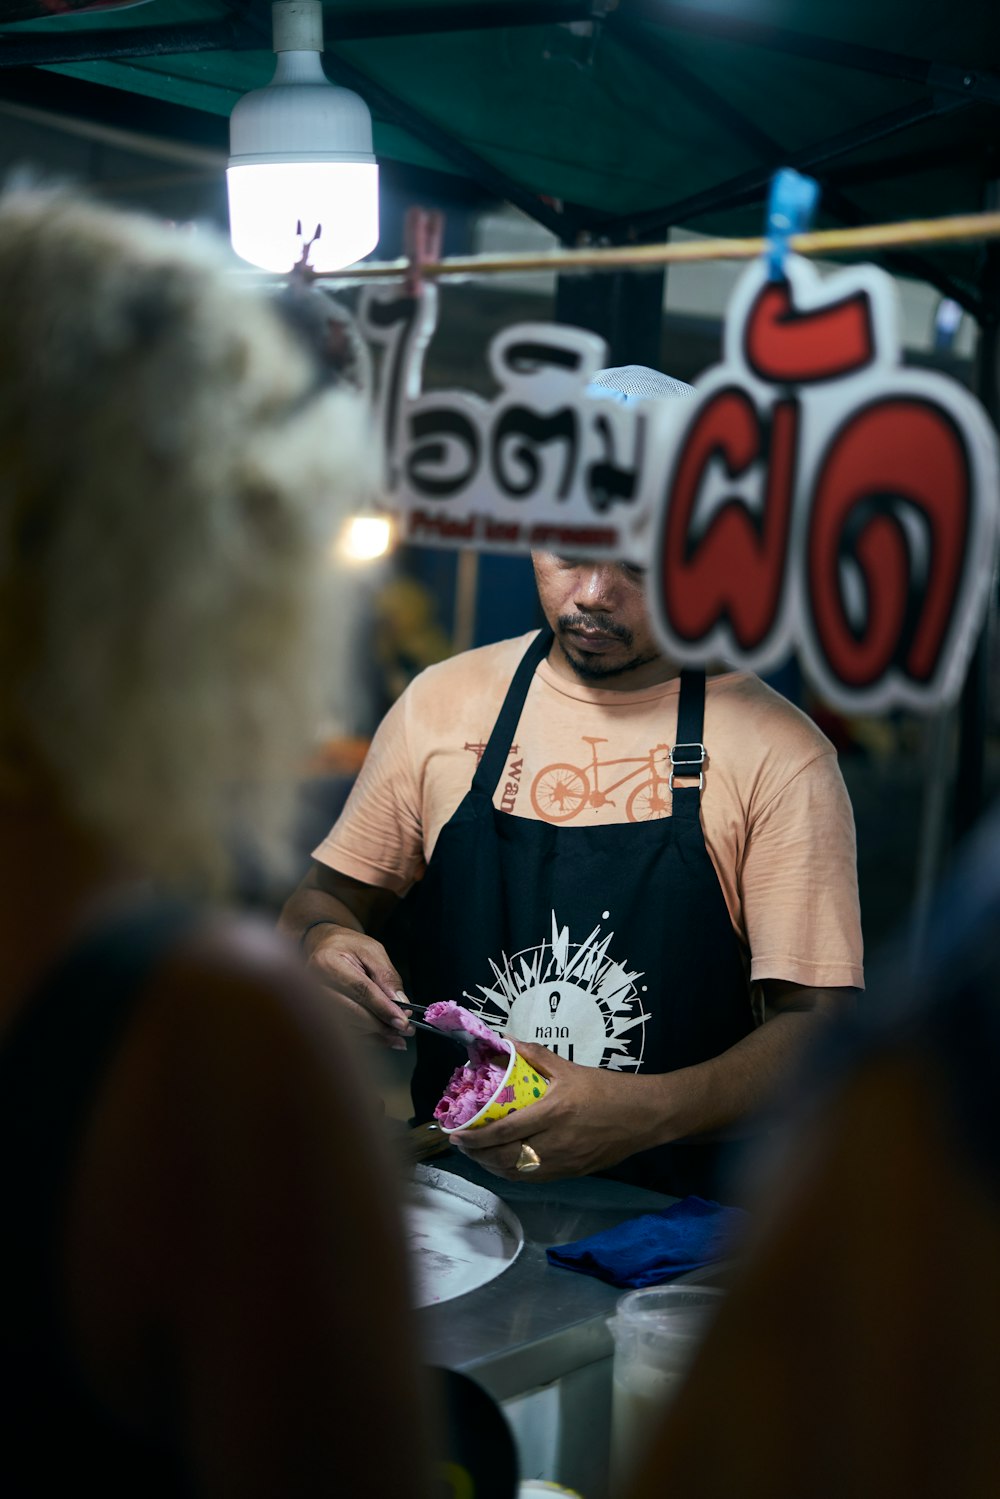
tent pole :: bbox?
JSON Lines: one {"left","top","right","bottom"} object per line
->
{"left": 912, "top": 183, "right": 1000, "bottom": 956}
{"left": 952, "top": 185, "right": 1000, "bottom": 844}
{"left": 0, "top": 21, "right": 248, "bottom": 70}
{"left": 911, "top": 709, "right": 957, "bottom": 958}
{"left": 554, "top": 229, "right": 667, "bottom": 372}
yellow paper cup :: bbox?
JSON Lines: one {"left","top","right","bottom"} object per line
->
{"left": 437, "top": 1040, "right": 549, "bottom": 1133}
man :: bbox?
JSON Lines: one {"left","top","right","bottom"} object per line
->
{"left": 280, "top": 366, "right": 864, "bottom": 1200}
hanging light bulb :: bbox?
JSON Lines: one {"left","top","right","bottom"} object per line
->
{"left": 227, "top": 1, "right": 379, "bottom": 274}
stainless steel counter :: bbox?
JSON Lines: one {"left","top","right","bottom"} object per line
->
{"left": 418, "top": 1151, "right": 679, "bottom": 1399}
{"left": 415, "top": 1152, "right": 731, "bottom": 1496}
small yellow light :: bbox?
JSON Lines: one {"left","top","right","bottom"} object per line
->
{"left": 339, "top": 514, "right": 394, "bottom": 563}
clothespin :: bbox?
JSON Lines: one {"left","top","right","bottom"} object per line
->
{"left": 404, "top": 205, "right": 445, "bottom": 297}
{"left": 290, "top": 218, "right": 321, "bottom": 283}
{"left": 765, "top": 168, "right": 820, "bottom": 282}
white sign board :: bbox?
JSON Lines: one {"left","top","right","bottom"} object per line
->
{"left": 360, "top": 284, "right": 682, "bottom": 560}
{"left": 360, "top": 258, "right": 1000, "bottom": 714}
{"left": 648, "top": 254, "right": 1000, "bottom": 714}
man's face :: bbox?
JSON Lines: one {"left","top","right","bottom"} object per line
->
{"left": 531, "top": 552, "right": 664, "bottom": 683}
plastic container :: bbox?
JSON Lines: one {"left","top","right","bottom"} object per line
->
{"left": 607, "top": 1284, "right": 724, "bottom": 1489}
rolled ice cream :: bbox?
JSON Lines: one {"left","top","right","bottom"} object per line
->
{"left": 426, "top": 1002, "right": 514, "bottom": 1129}
{"left": 425, "top": 1001, "right": 548, "bottom": 1131}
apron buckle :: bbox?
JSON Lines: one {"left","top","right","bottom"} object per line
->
{"left": 669, "top": 741, "right": 706, "bottom": 792}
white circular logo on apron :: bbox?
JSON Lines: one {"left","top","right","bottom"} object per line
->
{"left": 463, "top": 910, "right": 650, "bottom": 1070}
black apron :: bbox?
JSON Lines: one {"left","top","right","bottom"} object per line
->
{"left": 392, "top": 629, "right": 755, "bottom": 1200}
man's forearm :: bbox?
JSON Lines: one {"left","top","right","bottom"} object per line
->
{"left": 276, "top": 869, "right": 408, "bottom": 1039}
{"left": 277, "top": 886, "right": 364, "bottom": 944}
{"left": 278, "top": 864, "right": 400, "bottom": 951}
{"left": 635, "top": 1008, "right": 836, "bottom": 1147}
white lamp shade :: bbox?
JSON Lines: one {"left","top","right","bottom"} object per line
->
{"left": 227, "top": 160, "right": 379, "bottom": 272}
{"left": 228, "top": 47, "right": 379, "bottom": 273}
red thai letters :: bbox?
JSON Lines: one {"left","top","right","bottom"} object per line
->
{"left": 661, "top": 389, "right": 797, "bottom": 648}
{"left": 743, "top": 280, "right": 875, "bottom": 384}
{"left": 808, "top": 399, "right": 970, "bottom": 687}
{"left": 656, "top": 275, "right": 976, "bottom": 701}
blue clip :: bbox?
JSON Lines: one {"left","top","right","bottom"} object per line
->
{"left": 765, "top": 168, "right": 820, "bottom": 282}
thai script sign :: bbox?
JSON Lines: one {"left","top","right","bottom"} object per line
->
{"left": 360, "top": 258, "right": 999, "bottom": 714}
{"left": 360, "top": 284, "right": 681, "bottom": 560}
{"left": 648, "top": 254, "right": 999, "bottom": 714}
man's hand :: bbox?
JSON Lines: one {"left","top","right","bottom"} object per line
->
{"left": 450, "top": 1042, "right": 661, "bottom": 1182}
{"left": 280, "top": 865, "right": 411, "bottom": 1050}
{"left": 302, "top": 923, "right": 414, "bottom": 1050}
{"left": 450, "top": 984, "right": 858, "bottom": 1182}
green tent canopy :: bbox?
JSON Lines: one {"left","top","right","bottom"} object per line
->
{"left": 1, "top": 0, "right": 998, "bottom": 312}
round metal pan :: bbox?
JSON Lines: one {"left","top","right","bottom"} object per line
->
{"left": 405, "top": 1164, "right": 525, "bottom": 1307}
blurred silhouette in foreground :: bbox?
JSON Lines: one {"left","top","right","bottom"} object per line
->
{"left": 0, "top": 189, "right": 435, "bottom": 1498}
{"left": 626, "top": 797, "right": 1000, "bottom": 1499}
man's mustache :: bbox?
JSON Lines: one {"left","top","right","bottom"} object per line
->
{"left": 557, "top": 613, "right": 633, "bottom": 646}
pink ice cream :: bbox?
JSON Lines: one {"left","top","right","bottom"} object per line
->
{"left": 426, "top": 1001, "right": 513, "bottom": 1129}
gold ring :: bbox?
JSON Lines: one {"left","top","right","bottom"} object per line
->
{"left": 515, "top": 1142, "right": 541, "bottom": 1174}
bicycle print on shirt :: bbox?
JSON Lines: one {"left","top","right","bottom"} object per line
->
{"left": 531, "top": 737, "right": 677, "bottom": 823}
{"left": 462, "top": 910, "right": 652, "bottom": 1070}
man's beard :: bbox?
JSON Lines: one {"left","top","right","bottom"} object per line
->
{"left": 556, "top": 614, "right": 660, "bottom": 681}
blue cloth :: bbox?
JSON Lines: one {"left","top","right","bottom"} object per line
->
{"left": 546, "top": 1196, "right": 749, "bottom": 1289}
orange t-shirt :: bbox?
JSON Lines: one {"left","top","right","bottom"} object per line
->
{"left": 315, "top": 633, "right": 864, "bottom": 993}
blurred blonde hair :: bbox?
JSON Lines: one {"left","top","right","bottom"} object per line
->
{"left": 0, "top": 188, "right": 373, "bottom": 890}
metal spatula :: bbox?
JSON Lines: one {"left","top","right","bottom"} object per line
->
{"left": 406, "top": 1016, "right": 470, "bottom": 1049}
{"left": 404, "top": 1004, "right": 487, "bottom": 1050}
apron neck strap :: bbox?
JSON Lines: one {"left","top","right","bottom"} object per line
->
{"left": 473, "top": 632, "right": 708, "bottom": 817}
{"left": 672, "top": 668, "right": 707, "bottom": 820}
{"left": 473, "top": 628, "right": 553, "bottom": 798}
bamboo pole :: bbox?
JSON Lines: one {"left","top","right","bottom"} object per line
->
{"left": 259, "top": 209, "right": 1000, "bottom": 284}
